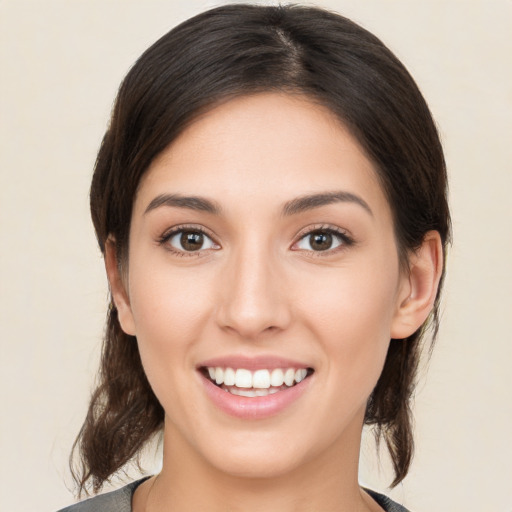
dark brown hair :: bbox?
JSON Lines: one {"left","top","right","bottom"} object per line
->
{"left": 72, "top": 3, "right": 451, "bottom": 494}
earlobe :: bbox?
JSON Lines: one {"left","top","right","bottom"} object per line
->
{"left": 391, "top": 231, "right": 443, "bottom": 339}
{"left": 104, "top": 239, "right": 136, "bottom": 336}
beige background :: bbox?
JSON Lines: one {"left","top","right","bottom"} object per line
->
{"left": 1, "top": 0, "right": 511, "bottom": 511}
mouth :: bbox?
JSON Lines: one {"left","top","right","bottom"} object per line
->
{"left": 200, "top": 366, "right": 315, "bottom": 398}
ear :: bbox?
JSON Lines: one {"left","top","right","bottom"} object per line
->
{"left": 391, "top": 231, "right": 444, "bottom": 339}
{"left": 104, "top": 239, "right": 136, "bottom": 336}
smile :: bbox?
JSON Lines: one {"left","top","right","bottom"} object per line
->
{"left": 197, "top": 356, "right": 315, "bottom": 419}
{"left": 202, "top": 366, "right": 312, "bottom": 397}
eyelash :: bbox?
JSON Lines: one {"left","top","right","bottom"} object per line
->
{"left": 158, "top": 224, "right": 219, "bottom": 258}
{"left": 157, "top": 223, "right": 355, "bottom": 257}
{"left": 292, "top": 224, "right": 355, "bottom": 256}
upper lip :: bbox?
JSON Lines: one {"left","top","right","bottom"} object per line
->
{"left": 197, "top": 355, "right": 312, "bottom": 371}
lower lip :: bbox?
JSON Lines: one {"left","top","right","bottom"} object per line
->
{"left": 200, "top": 373, "right": 313, "bottom": 420}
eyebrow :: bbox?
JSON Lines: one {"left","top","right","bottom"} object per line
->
{"left": 144, "top": 190, "right": 372, "bottom": 217}
{"left": 144, "top": 193, "right": 222, "bottom": 215}
{"left": 282, "top": 191, "right": 373, "bottom": 217}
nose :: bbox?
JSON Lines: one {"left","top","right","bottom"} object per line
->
{"left": 215, "top": 241, "right": 291, "bottom": 340}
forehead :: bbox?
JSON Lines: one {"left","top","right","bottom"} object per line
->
{"left": 135, "top": 93, "right": 389, "bottom": 221}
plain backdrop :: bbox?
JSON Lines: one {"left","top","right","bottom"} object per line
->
{"left": 1, "top": 1, "right": 511, "bottom": 511}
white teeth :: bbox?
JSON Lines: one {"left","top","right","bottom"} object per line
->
{"left": 205, "top": 366, "right": 310, "bottom": 390}
{"left": 295, "top": 368, "right": 307, "bottom": 383}
{"left": 226, "top": 386, "right": 287, "bottom": 397}
{"left": 284, "top": 368, "right": 295, "bottom": 386}
{"left": 253, "top": 369, "right": 270, "bottom": 389}
{"left": 224, "top": 367, "right": 236, "bottom": 386}
{"left": 231, "top": 388, "right": 258, "bottom": 397}
{"left": 235, "top": 369, "right": 253, "bottom": 388}
{"left": 270, "top": 368, "right": 284, "bottom": 386}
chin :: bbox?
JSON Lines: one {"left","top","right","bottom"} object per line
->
{"left": 207, "top": 447, "right": 305, "bottom": 480}
{"left": 191, "top": 423, "right": 330, "bottom": 482}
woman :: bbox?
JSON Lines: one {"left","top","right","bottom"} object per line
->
{"left": 60, "top": 4, "right": 450, "bottom": 511}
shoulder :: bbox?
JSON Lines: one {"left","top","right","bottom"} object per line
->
{"left": 56, "top": 478, "right": 150, "bottom": 512}
{"left": 364, "top": 488, "right": 412, "bottom": 512}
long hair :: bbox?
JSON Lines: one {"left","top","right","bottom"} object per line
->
{"left": 72, "top": 3, "right": 451, "bottom": 494}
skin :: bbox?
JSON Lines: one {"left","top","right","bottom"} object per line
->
{"left": 107, "top": 93, "right": 442, "bottom": 512}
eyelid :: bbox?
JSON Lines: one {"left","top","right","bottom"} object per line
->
{"left": 291, "top": 224, "right": 355, "bottom": 254}
{"left": 158, "top": 224, "right": 221, "bottom": 256}
{"left": 157, "top": 222, "right": 354, "bottom": 257}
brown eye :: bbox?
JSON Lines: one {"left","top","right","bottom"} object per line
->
{"left": 167, "top": 229, "right": 218, "bottom": 253}
{"left": 309, "top": 232, "right": 333, "bottom": 251}
{"left": 295, "top": 229, "right": 348, "bottom": 252}
{"left": 181, "top": 231, "right": 204, "bottom": 251}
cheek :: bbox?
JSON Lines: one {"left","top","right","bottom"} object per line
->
{"left": 296, "top": 257, "right": 400, "bottom": 386}
{"left": 299, "top": 259, "right": 399, "bottom": 335}
{"left": 129, "top": 261, "right": 215, "bottom": 338}
{"left": 126, "top": 263, "right": 217, "bottom": 401}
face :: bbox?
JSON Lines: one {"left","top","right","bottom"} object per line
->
{"left": 113, "top": 93, "right": 413, "bottom": 479}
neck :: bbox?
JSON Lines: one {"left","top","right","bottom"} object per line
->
{"left": 138, "top": 412, "right": 381, "bottom": 512}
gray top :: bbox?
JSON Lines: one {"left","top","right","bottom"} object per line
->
{"left": 56, "top": 479, "right": 149, "bottom": 512}
{"left": 57, "top": 478, "right": 410, "bottom": 512}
